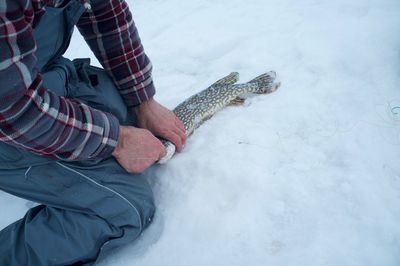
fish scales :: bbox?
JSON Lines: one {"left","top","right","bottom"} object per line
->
{"left": 158, "top": 71, "right": 279, "bottom": 164}
{"left": 174, "top": 83, "right": 258, "bottom": 135}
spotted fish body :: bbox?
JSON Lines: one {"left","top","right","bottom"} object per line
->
{"left": 158, "top": 71, "right": 280, "bottom": 164}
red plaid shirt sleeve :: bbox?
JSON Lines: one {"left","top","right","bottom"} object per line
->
{"left": 0, "top": 0, "right": 120, "bottom": 161}
{"left": 77, "top": 0, "right": 156, "bottom": 107}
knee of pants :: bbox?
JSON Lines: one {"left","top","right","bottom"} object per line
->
{"left": 103, "top": 184, "right": 156, "bottom": 233}
{"left": 127, "top": 190, "right": 156, "bottom": 230}
{"left": 25, "top": 161, "right": 156, "bottom": 236}
{"left": 128, "top": 188, "right": 156, "bottom": 230}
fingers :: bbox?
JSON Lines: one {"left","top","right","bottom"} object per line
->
{"left": 174, "top": 117, "right": 186, "bottom": 145}
{"left": 175, "top": 123, "right": 186, "bottom": 139}
{"left": 113, "top": 127, "right": 169, "bottom": 174}
{"left": 155, "top": 138, "right": 167, "bottom": 158}
{"left": 175, "top": 117, "right": 186, "bottom": 134}
{"left": 163, "top": 130, "right": 184, "bottom": 152}
{"left": 128, "top": 139, "right": 165, "bottom": 173}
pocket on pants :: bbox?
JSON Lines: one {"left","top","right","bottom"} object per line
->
{"left": 25, "top": 161, "right": 126, "bottom": 219}
{"left": 0, "top": 142, "right": 51, "bottom": 170}
{"left": 0, "top": 143, "right": 24, "bottom": 164}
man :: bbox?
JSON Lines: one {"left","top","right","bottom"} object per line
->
{"left": 0, "top": 0, "right": 186, "bottom": 265}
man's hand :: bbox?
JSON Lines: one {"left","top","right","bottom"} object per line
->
{"left": 112, "top": 126, "right": 166, "bottom": 174}
{"left": 134, "top": 98, "right": 186, "bottom": 152}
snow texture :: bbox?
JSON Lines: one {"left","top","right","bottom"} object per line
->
{"left": 1, "top": 0, "right": 400, "bottom": 265}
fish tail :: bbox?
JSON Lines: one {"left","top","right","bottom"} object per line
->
{"left": 248, "top": 71, "right": 280, "bottom": 94}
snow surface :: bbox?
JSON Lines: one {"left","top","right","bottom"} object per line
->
{"left": 1, "top": 0, "right": 400, "bottom": 265}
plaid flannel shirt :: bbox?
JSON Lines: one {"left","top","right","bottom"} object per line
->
{"left": 0, "top": 0, "right": 155, "bottom": 161}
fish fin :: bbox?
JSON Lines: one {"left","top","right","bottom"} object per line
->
{"left": 211, "top": 72, "right": 240, "bottom": 86}
{"left": 248, "top": 71, "right": 280, "bottom": 94}
{"left": 228, "top": 96, "right": 246, "bottom": 106}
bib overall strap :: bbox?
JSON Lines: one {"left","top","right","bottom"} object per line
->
{"left": 33, "top": 0, "right": 87, "bottom": 71}
{"left": 60, "top": 0, "right": 88, "bottom": 58}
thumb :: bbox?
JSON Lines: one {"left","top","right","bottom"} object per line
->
{"left": 158, "top": 140, "right": 176, "bottom": 164}
{"left": 159, "top": 140, "right": 167, "bottom": 159}
{"left": 154, "top": 137, "right": 167, "bottom": 159}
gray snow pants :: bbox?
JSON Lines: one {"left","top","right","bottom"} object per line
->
{"left": 0, "top": 1, "right": 155, "bottom": 265}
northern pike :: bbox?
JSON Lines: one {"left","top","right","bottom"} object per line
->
{"left": 158, "top": 71, "right": 280, "bottom": 163}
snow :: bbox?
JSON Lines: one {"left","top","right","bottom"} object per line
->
{"left": 1, "top": 0, "right": 400, "bottom": 265}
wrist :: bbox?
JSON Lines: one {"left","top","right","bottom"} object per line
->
{"left": 112, "top": 126, "right": 127, "bottom": 158}
{"left": 95, "top": 112, "right": 121, "bottom": 159}
{"left": 133, "top": 97, "right": 155, "bottom": 113}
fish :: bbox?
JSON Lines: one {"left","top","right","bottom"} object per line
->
{"left": 158, "top": 71, "right": 280, "bottom": 164}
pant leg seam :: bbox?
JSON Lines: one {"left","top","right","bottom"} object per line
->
{"left": 55, "top": 162, "right": 143, "bottom": 232}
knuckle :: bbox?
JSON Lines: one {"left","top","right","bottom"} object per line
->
{"left": 143, "top": 129, "right": 153, "bottom": 137}
{"left": 160, "top": 128, "right": 170, "bottom": 136}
